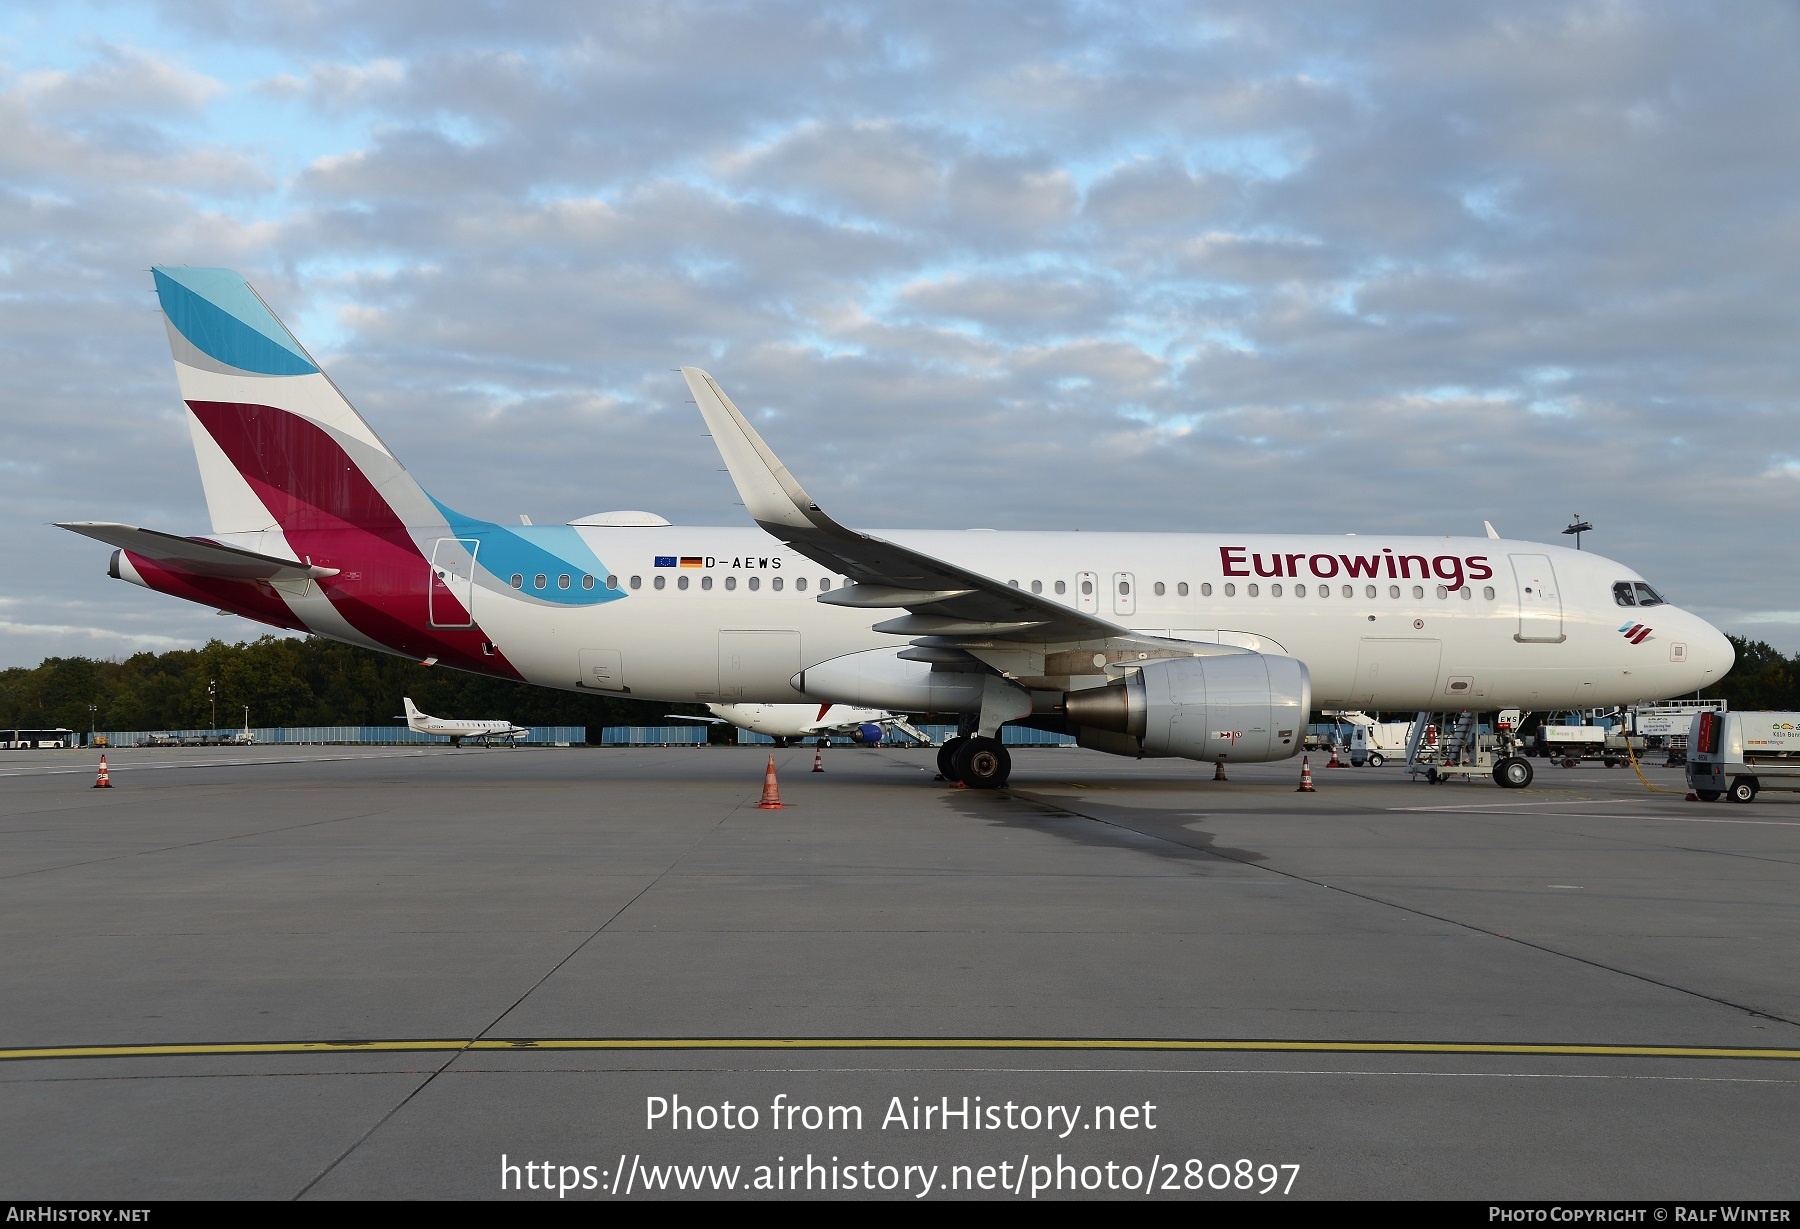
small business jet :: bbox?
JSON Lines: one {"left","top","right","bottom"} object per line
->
{"left": 665, "top": 703, "right": 933, "bottom": 746}
{"left": 62, "top": 268, "right": 1734, "bottom": 791}
{"left": 402, "top": 697, "right": 528, "bottom": 747}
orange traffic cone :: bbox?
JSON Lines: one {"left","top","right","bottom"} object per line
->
{"left": 1685, "top": 792, "right": 1699, "bottom": 802}
{"left": 93, "top": 756, "right": 112, "bottom": 789}
{"left": 1213, "top": 760, "right": 1227, "bottom": 781}
{"left": 1295, "top": 756, "right": 1315, "bottom": 793}
{"left": 812, "top": 742, "right": 825, "bottom": 773}
{"left": 756, "top": 755, "right": 784, "bottom": 809}
{"left": 1326, "top": 744, "right": 1344, "bottom": 768}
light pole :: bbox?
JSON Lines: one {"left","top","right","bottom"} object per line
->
{"left": 87, "top": 703, "right": 96, "bottom": 743}
{"left": 209, "top": 679, "right": 217, "bottom": 732}
{"left": 1562, "top": 515, "right": 1593, "bottom": 551}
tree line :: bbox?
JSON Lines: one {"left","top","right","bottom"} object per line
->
{"left": 0, "top": 635, "right": 701, "bottom": 739}
{"left": 1, "top": 633, "right": 1794, "bottom": 741}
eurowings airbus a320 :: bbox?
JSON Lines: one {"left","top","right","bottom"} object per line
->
{"left": 61, "top": 268, "right": 1733, "bottom": 788}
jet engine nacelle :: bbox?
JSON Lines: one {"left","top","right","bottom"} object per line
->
{"left": 851, "top": 723, "right": 884, "bottom": 744}
{"left": 1062, "top": 653, "right": 1311, "bottom": 763}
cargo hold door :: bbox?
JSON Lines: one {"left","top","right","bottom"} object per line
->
{"left": 1352, "top": 638, "right": 1443, "bottom": 708}
{"left": 719, "top": 630, "right": 803, "bottom": 700}
{"left": 1510, "top": 554, "right": 1565, "bottom": 643}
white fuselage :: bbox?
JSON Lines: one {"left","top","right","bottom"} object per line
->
{"left": 296, "top": 528, "right": 1732, "bottom": 714}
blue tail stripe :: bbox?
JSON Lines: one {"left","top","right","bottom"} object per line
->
{"left": 153, "top": 267, "right": 318, "bottom": 377}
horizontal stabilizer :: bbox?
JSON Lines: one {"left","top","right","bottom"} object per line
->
{"left": 57, "top": 523, "right": 339, "bottom": 582}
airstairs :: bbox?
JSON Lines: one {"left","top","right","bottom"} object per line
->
{"left": 1405, "top": 709, "right": 1532, "bottom": 787}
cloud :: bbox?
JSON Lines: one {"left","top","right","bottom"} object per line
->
{"left": 2, "top": 0, "right": 1798, "bottom": 669}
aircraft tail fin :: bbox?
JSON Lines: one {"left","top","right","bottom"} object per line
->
{"left": 153, "top": 266, "right": 437, "bottom": 537}
{"left": 403, "top": 697, "right": 424, "bottom": 723}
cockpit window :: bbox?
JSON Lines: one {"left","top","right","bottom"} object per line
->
{"left": 1613, "top": 581, "right": 1636, "bottom": 607}
{"left": 1634, "top": 582, "right": 1665, "bottom": 607}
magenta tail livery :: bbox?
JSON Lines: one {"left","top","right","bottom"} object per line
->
{"left": 61, "top": 268, "right": 1733, "bottom": 787}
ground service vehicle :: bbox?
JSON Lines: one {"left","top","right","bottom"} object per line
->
{"left": 1687, "top": 711, "right": 1800, "bottom": 803}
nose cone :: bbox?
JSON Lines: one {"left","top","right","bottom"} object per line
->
{"left": 1689, "top": 619, "right": 1735, "bottom": 688}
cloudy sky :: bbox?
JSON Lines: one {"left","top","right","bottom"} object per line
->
{"left": 3, "top": 0, "right": 1797, "bottom": 668}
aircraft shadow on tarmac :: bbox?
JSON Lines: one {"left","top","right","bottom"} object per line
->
{"left": 938, "top": 781, "right": 1270, "bottom": 868}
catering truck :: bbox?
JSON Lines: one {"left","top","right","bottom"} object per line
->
{"left": 1686, "top": 711, "right": 1800, "bottom": 803}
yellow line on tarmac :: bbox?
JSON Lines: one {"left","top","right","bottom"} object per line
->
{"left": 4, "top": 1038, "right": 1800, "bottom": 1062}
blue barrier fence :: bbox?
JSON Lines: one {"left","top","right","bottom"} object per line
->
{"left": 94, "top": 726, "right": 586, "bottom": 747}
{"left": 598, "top": 726, "right": 708, "bottom": 746}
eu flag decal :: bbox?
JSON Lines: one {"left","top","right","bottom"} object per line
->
{"left": 654, "top": 556, "right": 677, "bottom": 567}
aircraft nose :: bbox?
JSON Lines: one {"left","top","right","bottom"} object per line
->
{"left": 1688, "top": 619, "right": 1735, "bottom": 687}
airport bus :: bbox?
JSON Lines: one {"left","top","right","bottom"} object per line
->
{"left": 1, "top": 728, "right": 79, "bottom": 749}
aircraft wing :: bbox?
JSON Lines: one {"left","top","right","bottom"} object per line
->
{"left": 665, "top": 714, "right": 729, "bottom": 724}
{"left": 683, "top": 369, "right": 1122, "bottom": 644}
{"left": 58, "top": 523, "right": 339, "bottom": 582}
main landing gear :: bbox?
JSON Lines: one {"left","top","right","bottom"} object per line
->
{"left": 936, "top": 735, "right": 1011, "bottom": 789}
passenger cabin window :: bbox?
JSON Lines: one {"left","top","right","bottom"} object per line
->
{"left": 1483, "top": 586, "right": 1495, "bottom": 599}
{"left": 510, "top": 574, "right": 523, "bottom": 589}
{"left": 534, "top": 574, "right": 547, "bottom": 589}
{"left": 558, "top": 574, "right": 571, "bottom": 589}
{"left": 629, "top": 575, "right": 641, "bottom": 590}
{"left": 702, "top": 576, "right": 713, "bottom": 591}
{"left": 821, "top": 578, "right": 832, "bottom": 591}
{"left": 796, "top": 577, "right": 808, "bottom": 592}
{"left": 1197, "top": 583, "right": 1208, "bottom": 596}
{"left": 581, "top": 575, "right": 594, "bottom": 590}
{"left": 653, "top": 575, "right": 665, "bottom": 590}
{"left": 1031, "top": 580, "right": 1043, "bottom": 594}
{"left": 1634, "top": 582, "right": 1665, "bottom": 607}
{"left": 1178, "top": 583, "right": 1189, "bottom": 596}
{"left": 748, "top": 577, "right": 760, "bottom": 591}
{"left": 1153, "top": 582, "right": 1165, "bottom": 596}
{"left": 1614, "top": 581, "right": 1637, "bottom": 606}
{"left": 772, "top": 576, "right": 783, "bottom": 591}
{"left": 1247, "top": 584, "right": 1259, "bottom": 597}
{"left": 678, "top": 575, "right": 689, "bottom": 590}
{"left": 1222, "top": 583, "right": 1234, "bottom": 596}
{"left": 725, "top": 576, "right": 736, "bottom": 591}
{"left": 606, "top": 575, "right": 619, "bottom": 590}
{"left": 1055, "top": 580, "right": 1067, "bottom": 595}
